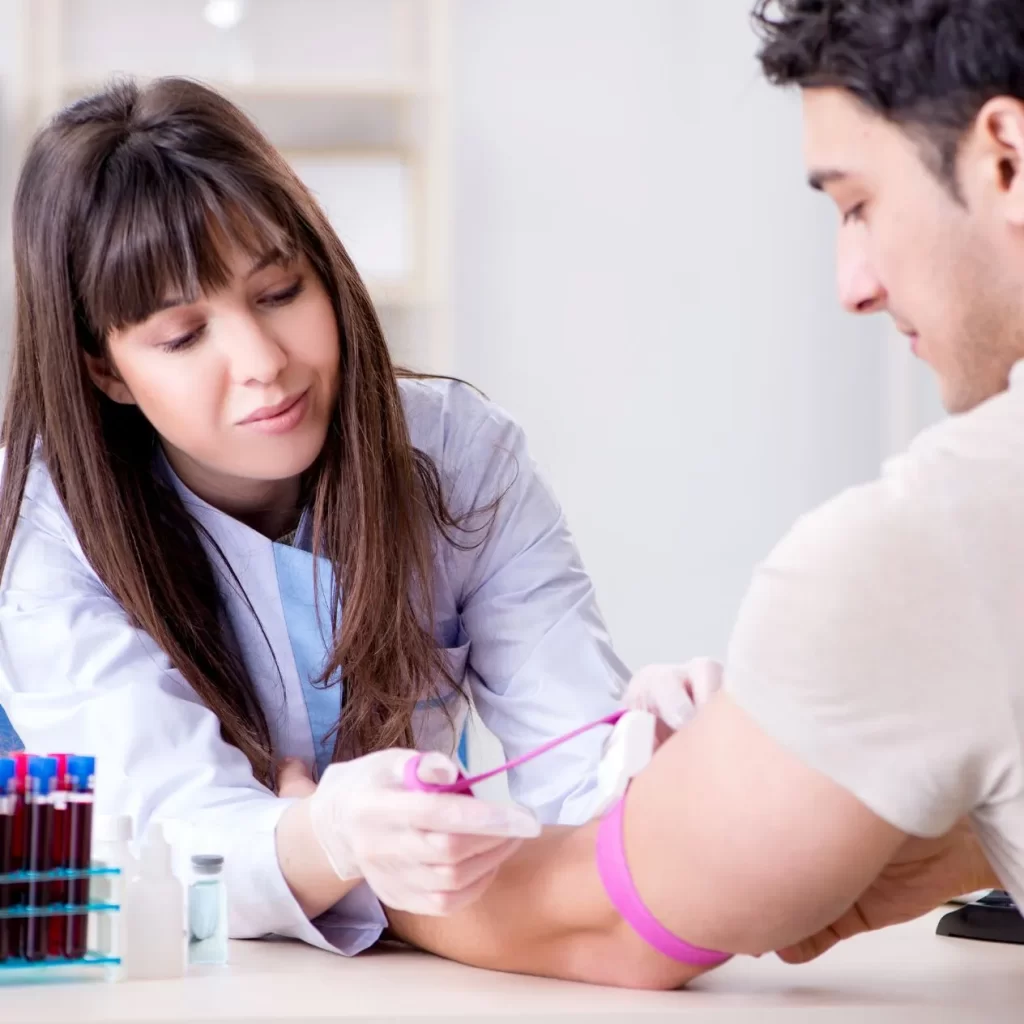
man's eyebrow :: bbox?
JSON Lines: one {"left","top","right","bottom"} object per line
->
{"left": 808, "top": 169, "right": 849, "bottom": 192}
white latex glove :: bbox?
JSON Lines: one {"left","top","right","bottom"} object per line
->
{"left": 586, "top": 658, "right": 725, "bottom": 820}
{"left": 623, "top": 657, "right": 724, "bottom": 733}
{"left": 308, "top": 748, "right": 542, "bottom": 916}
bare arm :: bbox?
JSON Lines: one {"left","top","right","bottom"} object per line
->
{"left": 385, "top": 690, "right": 915, "bottom": 986}
{"left": 382, "top": 483, "right": 1009, "bottom": 982}
{"left": 385, "top": 820, "right": 704, "bottom": 990}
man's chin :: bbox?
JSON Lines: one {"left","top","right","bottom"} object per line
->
{"left": 939, "top": 370, "right": 1011, "bottom": 416}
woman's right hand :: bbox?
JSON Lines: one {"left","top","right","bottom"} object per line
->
{"left": 278, "top": 750, "right": 541, "bottom": 917}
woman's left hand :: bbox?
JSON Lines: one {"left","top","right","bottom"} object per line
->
{"left": 623, "top": 658, "right": 724, "bottom": 742}
{"left": 587, "top": 658, "right": 725, "bottom": 819}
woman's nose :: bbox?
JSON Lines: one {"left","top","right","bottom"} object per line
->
{"left": 227, "top": 315, "right": 289, "bottom": 384}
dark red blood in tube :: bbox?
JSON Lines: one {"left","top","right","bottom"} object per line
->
{"left": 23, "top": 757, "right": 56, "bottom": 962}
{"left": 11, "top": 754, "right": 32, "bottom": 959}
{"left": 64, "top": 756, "right": 95, "bottom": 960}
{"left": 0, "top": 757, "right": 16, "bottom": 963}
{"left": 47, "top": 754, "right": 70, "bottom": 957}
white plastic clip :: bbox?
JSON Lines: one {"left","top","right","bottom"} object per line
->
{"left": 589, "top": 709, "right": 657, "bottom": 820}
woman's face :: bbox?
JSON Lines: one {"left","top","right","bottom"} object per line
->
{"left": 92, "top": 245, "right": 340, "bottom": 518}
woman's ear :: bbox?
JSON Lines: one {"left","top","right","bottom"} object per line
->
{"left": 83, "top": 351, "right": 136, "bottom": 405}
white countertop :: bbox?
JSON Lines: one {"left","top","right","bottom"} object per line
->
{"left": 4, "top": 909, "right": 1023, "bottom": 1024}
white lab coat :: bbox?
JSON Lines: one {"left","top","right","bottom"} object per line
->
{"left": 0, "top": 379, "right": 627, "bottom": 955}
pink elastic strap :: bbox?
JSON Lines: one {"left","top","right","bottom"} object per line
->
{"left": 404, "top": 709, "right": 627, "bottom": 794}
{"left": 596, "top": 796, "right": 732, "bottom": 967}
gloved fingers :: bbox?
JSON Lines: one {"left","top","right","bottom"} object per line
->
{"left": 685, "top": 656, "right": 725, "bottom": 705}
{"left": 372, "top": 865, "right": 503, "bottom": 917}
{"left": 408, "top": 749, "right": 461, "bottom": 787}
{"left": 625, "top": 665, "right": 697, "bottom": 729}
{"left": 359, "top": 828, "right": 519, "bottom": 872}
{"left": 383, "top": 836, "right": 523, "bottom": 895}
{"left": 370, "top": 790, "right": 541, "bottom": 839}
{"left": 623, "top": 659, "right": 725, "bottom": 730}
{"left": 418, "top": 829, "right": 523, "bottom": 864}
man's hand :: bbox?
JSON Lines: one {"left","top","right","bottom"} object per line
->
{"left": 777, "top": 819, "right": 1000, "bottom": 963}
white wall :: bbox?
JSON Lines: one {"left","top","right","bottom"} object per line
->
{"left": 0, "top": 0, "right": 21, "bottom": 367}
{"left": 0, "top": 0, "right": 891, "bottom": 668}
{"left": 451, "top": 0, "right": 886, "bottom": 668}
{"left": 0, "top": 0, "right": 900, "bottom": 787}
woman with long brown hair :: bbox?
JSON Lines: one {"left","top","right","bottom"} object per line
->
{"left": 0, "top": 76, "right": 627, "bottom": 954}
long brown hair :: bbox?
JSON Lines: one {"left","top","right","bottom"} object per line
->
{"left": 0, "top": 77, "right": 480, "bottom": 784}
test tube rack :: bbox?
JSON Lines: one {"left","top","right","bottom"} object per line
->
{"left": 0, "top": 864, "right": 121, "bottom": 979}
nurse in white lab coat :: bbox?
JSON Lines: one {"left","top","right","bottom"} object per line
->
{"left": 0, "top": 77, "right": 626, "bottom": 955}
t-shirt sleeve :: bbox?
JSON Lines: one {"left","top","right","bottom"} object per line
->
{"left": 724, "top": 477, "right": 1009, "bottom": 838}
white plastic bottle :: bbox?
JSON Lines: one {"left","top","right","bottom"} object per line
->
{"left": 120, "top": 822, "right": 186, "bottom": 979}
{"left": 88, "top": 814, "right": 136, "bottom": 959}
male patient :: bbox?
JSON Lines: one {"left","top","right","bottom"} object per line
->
{"left": 281, "top": 0, "right": 1024, "bottom": 989}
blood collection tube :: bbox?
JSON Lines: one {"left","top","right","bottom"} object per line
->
{"left": 0, "top": 757, "right": 16, "bottom": 963}
{"left": 47, "top": 753, "right": 70, "bottom": 958}
{"left": 23, "top": 756, "right": 57, "bottom": 962}
{"left": 11, "top": 753, "right": 32, "bottom": 959}
{"left": 64, "top": 756, "right": 95, "bottom": 960}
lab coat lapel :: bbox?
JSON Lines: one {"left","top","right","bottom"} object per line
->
{"left": 161, "top": 462, "right": 316, "bottom": 770}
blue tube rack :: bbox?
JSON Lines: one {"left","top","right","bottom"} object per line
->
{"left": 0, "top": 866, "right": 121, "bottom": 977}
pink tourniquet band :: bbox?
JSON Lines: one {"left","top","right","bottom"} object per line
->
{"left": 403, "top": 709, "right": 627, "bottom": 794}
{"left": 402, "top": 710, "right": 732, "bottom": 969}
{"left": 596, "top": 796, "right": 732, "bottom": 967}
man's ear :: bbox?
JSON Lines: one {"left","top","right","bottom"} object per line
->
{"left": 963, "top": 97, "right": 1024, "bottom": 226}
{"left": 83, "top": 351, "right": 136, "bottom": 406}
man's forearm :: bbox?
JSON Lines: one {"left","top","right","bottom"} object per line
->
{"left": 385, "top": 822, "right": 705, "bottom": 990}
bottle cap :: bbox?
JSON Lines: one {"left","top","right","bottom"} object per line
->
{"left": 0, "top": 757, "right": 15, "bottom": 791}
{"left": 28, "top": 756, "right": 57, "bottom": 795}
{"left": 94, "top": 814, "right": 133, "bottom": 844}
{"left": 191, "top": 854, "right": 224, "bottom": 876}
{"left": 66, "top": 755, "right": 96, "bottom": 791}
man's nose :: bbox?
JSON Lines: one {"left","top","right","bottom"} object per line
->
{"left": 837, "top": 231, "right": 886, "bottom": 315}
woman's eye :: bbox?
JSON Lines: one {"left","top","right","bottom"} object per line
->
{"left": 260, "top": 279, "right": 304, "bottom": 307}
{"left": 160, "top": 327, "right": 203, "bottom": 353}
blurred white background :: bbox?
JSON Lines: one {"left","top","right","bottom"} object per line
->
{"left": 0, "top": 0, "right": 945, "bottom": 715}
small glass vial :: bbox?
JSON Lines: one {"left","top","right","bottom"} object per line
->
{"left": 187, "top": 854, "right": 228, "bottom": 966}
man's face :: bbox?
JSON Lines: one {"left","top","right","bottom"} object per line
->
{"left": 802, "top": 88, "right": 1024, "bottom": 414}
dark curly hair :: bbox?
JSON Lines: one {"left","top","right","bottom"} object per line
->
{"left": 752, "top": 0, "right": 1024, "bottom": 190}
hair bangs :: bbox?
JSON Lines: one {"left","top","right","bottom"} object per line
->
{"left": 74, "top": 140, "right": 301, "bottom": 341}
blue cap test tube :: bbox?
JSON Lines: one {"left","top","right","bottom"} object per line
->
{"left": 0, "top": 757, "right": 16, "bottom": 963}
{"left": 24, "top": 757, "right": 57, "bottom": 962}
{"left": 64, "top": 755, "right": 96, "bottom": 959}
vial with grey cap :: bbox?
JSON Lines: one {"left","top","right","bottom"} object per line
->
{"left": 188, "top": 854, "right": 228, "bottom": 966}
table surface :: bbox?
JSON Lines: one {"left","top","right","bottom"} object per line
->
{"left": 4, "top": 909, "right": 1023, "bottom": 1024}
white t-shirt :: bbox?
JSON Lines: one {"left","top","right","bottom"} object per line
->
{"left": 725, "top": 363, "right": 1024, "bottom": 909}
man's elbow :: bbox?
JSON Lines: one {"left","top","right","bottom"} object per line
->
{"left": 566, "top": 918, "right": 714, "bottom": 990}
